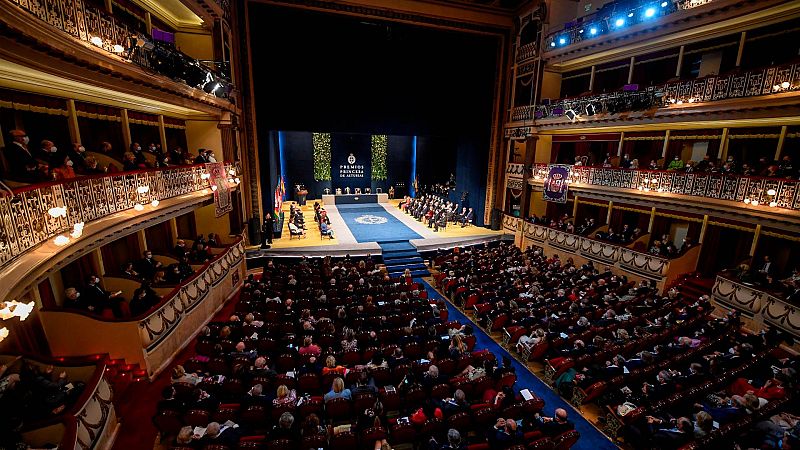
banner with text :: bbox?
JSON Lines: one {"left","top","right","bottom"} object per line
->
{"left": 331, "top": 134, "right": 371, "bottom": 190}
{"left": 206, "top": 162, "right": 232, "bottom": 217}
{"left": 543, "top": 164, "right": 570, "bottom": 203}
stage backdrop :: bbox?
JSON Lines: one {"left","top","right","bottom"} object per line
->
{"left": 331, "top": 134, "right": 371, "bottom": 191}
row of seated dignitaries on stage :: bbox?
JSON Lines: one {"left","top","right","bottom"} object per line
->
{"left": 399, "top": 194, "right": 473, "bottom": 230}
{"left": 152, "top": 253, "right": 581, "bottom": 450}
{"left": 432, "top": 241, "right": 798, "bottom": 449}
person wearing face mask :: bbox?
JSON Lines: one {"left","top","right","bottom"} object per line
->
{"left": 130, "top": 281, "right": 160, "bottom": 316}
{"left": 136, "top": 250, "right": 162, "bottom": 280}
{"left": 667, "top": 155, "right": 685, "bottom": 171}
{"left": 193, "top": 148, "right": 209, "bottom": 164}
{"left": 68, "top": 143, "right": 88, "bottom": 170}
{"left": 83, "top": 275, "right": 125, "bottom": 317}
{"left": 64, "top": 287, "right": 90, "bottom": 311}
{"left": 52, "top": 155, "right": 77, "bottom": 180}
{"left": 5, "top": 129, "right": 44, "bottom": 181}
{"left": 37, "top": 140, "right": 63, "bottom": 167}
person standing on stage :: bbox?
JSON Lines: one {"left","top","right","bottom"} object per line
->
{"left": 262, "top": 215, "right": 274, "bottom": 248}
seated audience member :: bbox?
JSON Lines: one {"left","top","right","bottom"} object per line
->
{"left": 171, "top": 365, "right": 200, "bottom": 385}
{"left": 271, "top": 412, "right": 298, "bottom": 440}
{"left": 200, "top": 421, "right": 239, "bottom": 447}
{"left": 136, "top": 250, "right": 162, "bottom": 280}
{"left": 68, "top": 143, "right": 88, "bottom": 171}
{"left": 191, "top": 243, "right": 213, "bottom": 263}
{"left": 37, "top": 140, "right": 62, "bottom": 167}
{"left": 122, "top": 151, "right": 140, "bottom": 171}
{"left": 4, "top": 129, "right": 43, "bottom": 181}
{"left": 429, "top": 428, "right": 466, "bottom": 450}
{"left": 158, "top": 386, "right": 186, "bottom": 413}
{"left": 489, "top": 417, "right": 523, "bottom": 449}
{"left": 122, "top": 262, "right": 141, "bottom": 279}
{"left": 172, "top": 426, "right": 195, "bottom": 448}
{"left": 173, "top": 239, "right": 189, "bottom": 259}
{"left": 299, "top": 337, "right": 322, "bottom": 357}
{"left": 83, "top": 275, "right": 125, "bottom": 318}
{"left": 324, "top": 377, "right": 351, "bottom": 402}
{"left": 273, "top": 384, "right": 297, "bottom": 407}
{"left": 83, "top": 155, "right": 106, "bottom": 174}
{"left": 320, "top": 220, "right": 334, "bottom": 238}
{"left": 52, "top": 155, "right": 77, "bottom": 180}
{"left": 130, "top": 281, "right": 160, "bottom": 315}
{"left": 63, "top": 287, "right": 89, "bottom": 311}
{"left": 533, "top": 408, "right": 575, "bottom": 437}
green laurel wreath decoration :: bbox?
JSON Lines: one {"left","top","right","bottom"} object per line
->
{"left": 312, "top": 132, "right": 331, "bottom": 181}
{"left": 371, "top": 134, "right": 387, "bottom": 181}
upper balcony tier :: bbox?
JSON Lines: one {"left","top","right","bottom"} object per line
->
{"left": 515, "top": 163, "right": 800, "bottom": 230}
{"left": 509, "top": 60, "right": 800, "bottom": 129}
{"left": 1, "top": 0, "right": 234, "bottom": 115}
{"left": 542, "top": 0, "right": 799, "bottom": 70}
{"left": 0, "top": 162, "right": 238, "bottom": 304}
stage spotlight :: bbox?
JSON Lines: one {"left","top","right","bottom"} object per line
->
{"left": 661, "top": 1, "right": 668, "bottom": 6}
{"left": 628, "top": 12, "right": 634, "bottom": 18}
{"left": 615, "top": 18, "right": 625, "bottom": 27}
{"left": 559, "top": 37, "right": 567, "bottom": 45}
{"left": 579, "top": 29, "right": 584, "bottom": 34}
{"left": 550, "top": 41, "right": 556, "bottom": 47}
{"left": 565, "top": 109, "right": 578, "bottom": 122}
{"left": 590, "top": 27, "right": 598, "bottom": 35}
{"left": 645, "top": 7, "right": 656, "bottom": 17}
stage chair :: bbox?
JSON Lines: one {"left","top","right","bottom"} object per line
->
{"left": 355, "top": 188, "right": 361, "bottom": 194}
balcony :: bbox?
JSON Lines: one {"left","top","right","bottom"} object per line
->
{"left": 40, "top": 236, "right": 245, "bottom": 377}
{"left": 712, "top": 274, "right": 800, "bottom": 337}
{"left": 501, "top": 215, "right": 700, "bottom": 289}
{"left": 2, "top": 354, "right": 117, "bottom": 450}
{"left": 1, "top": 0, "right": 233, "bottom": 112}
{"left": 542, "top": 0, "right": 797, "bottom": 69}
{"left": 527, "top": 164, "right": 800, "bottom": 216}
{"left": 508, "top": 61, "right": 800, "bottom": 129}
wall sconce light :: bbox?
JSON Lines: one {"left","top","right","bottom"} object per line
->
{"left": 54, "top": 235, "right": 70, "bottom": 246}
{"left": 211, "top": 185, "right": 218, "bottom": 191}
{"left": 48, "top": 206, "right": 67, "bottom": 218}
{"left": 0, "top": 327, "right": 8, "bottom": 343}
{"left": 151, "top": 200, "right": 160, "bottom": 208}
{"left": 0, "top": 300, "right": 35, "bottom": 321}
{"left": 136, "top": 186, "right": 150, "bottom": 194}
{"left": 134, "top": 203, "right": 144, "bottom": 211}
{"left": 70, "top": 222, "right": 85, "bottom": 239}
{"left": 201, "top": 173, "right": 211, "bottom": 180}
{"left": 113, "top": 44, "right": 125, "bottom": 53}
{"left": 234, "top": 178, "right": 241, "bottom": 184}
{"left": 90, "top": 36, "right": 103, "bottom": 47}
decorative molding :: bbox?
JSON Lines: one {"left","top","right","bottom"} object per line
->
{"left": 713, "top": 275, "right": 800, "bottom": 337}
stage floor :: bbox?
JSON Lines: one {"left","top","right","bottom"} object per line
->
{"left": 251, "top": 199, "right": 504, "bottom": 257}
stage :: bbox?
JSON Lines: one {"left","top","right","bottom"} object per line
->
{"left": 248, "top": 199, "right": 506, "bottom": 260}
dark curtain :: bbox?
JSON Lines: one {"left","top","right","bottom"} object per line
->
{"left": 754, "top": 234, "right": 800, "bottom": 279}
{"left": 145, "top": 221, "right": 174, "bottom": 254}
{"left": 176, "top": 212, "right": 197, "bottom": 239}
{"left": 129, "top": 123, "right": 160, "bottom": 150}
{"left": 165, "top": 128, "right": 188, "bottom": 153}
{"left": 610, "top": 209, "right": 649, "bottom": 233}
{"left": 78, "top": 117, "right": 125, "bottom": 156}
{"left": 60, "top": 253, "right": 98, "bottom": 290}
{"left": 101, "top": 234, "right": 141, "bottom": 275}
{"left": 0, "top": 308, "right": 50, "bottom": 356}
{"left": 622, "top": 139, "right": 663, "bottom": 167}
{"left": 697, "top": 225, "right": 754, "bottom": 277}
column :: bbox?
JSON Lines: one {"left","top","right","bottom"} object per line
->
{"left": 589, "top": 65, "right": 596, "bottom": 92}
{"left": 699, "top": 214, "right": 709, "bottom": 243}
{"left": 92, "top": 248, "right": 106, "bottom": 277}
{"left": 661, "top": 130, "right": 671, "bottom": 158}
{"left": 718, "top": 128, "right": 729, "bottom": 160}
{"left": 617, "top": 132, "right": 625, "bottom": 157}
{"left": 775, "top": 125, "right": 788, "bottom": 161}
{"left": 158, "top": 115, "right": 168, "bottom": 153}
{"left": 169, "top": 218, "right": 179, "bottom": 242}
{"left": 606, "top": 200, "right": 613, "bottom": 224}
{"left": 67, "top": 100, "right": 81, "bottom": 144}
{"left": 572, "top": 195, "right": 579, "bottom": 220}
{"left": 121, "top": 109, "right": 132, "bottom": 150}
{"left": 145, "top": 12, "right": 152, "bottom": 35}
{"left": 137, "top": 229, "right": 148, "bottom": 252}
{"left": 749, "top": 224, "right": 761, "bottom": 256}
{"left": 675, "top": 45, "right": 685, "bottom": 78}
{"left": 735, "top": 32, "right": 747, "bottom": 68}
{"left": 648, "top": 207, "right": 656, "bottom": 233}
{"left": 627, "top": 56, "right": 636, "bottom": 84}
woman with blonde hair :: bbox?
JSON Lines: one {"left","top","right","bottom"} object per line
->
{"left": 322, "top": 355, "right": 346, "bottom": 376}
{"left": 449, "top": 334, "right": 467, "bottom": 358}
{"left": 171, "top": 365, "right": 200, "bottom": 385}
{"left": 273, "top": 384, "right": 297, "bottom": 406}
{"left": 324, "top": 377, "right": 351, "bottom": 402}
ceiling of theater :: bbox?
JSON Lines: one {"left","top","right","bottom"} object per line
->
{"left": 434, "top": 0, "right": 532, "bottom": 12}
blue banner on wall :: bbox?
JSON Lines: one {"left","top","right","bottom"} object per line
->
{"left": 543, "top": 164, "right": 570, "bottom": 203}
{"left": 331, "top": 134, "right": 371, "bottom": 190}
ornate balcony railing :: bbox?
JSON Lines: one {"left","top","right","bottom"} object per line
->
{"left": 0, "top": 163, "right": 233, "bottom": 269}
{"left": 510, "top": 218, "right": 698, "bottom": 287}
{"left": 41, "top": 236, "right": 245, "bottom": 376}
{"left": 544, "top": 0, "right": 713, "bottom": 51}
{"left": 7, "top": 0, "right": 232, "bottom": 98}
{"left": 713, "top": 274, "right": 800, "bottom": 337}
{"left": 529, "top": 164, "right": 800, "bottom": 212}
{"left": 516, "top": 42, "right": 538, "bottom": 63}
{"left": 0, "top": 354, "right": 115, "bottom": 450}
{"left": 515, "top": 61, "right": 800, "bottom": 122}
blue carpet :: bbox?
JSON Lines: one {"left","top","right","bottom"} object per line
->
{"left": 336, "top": 204, "right": 422, "bottom": 243}
{"left": 418, "top": 280, "right": 617, "bottom": 450}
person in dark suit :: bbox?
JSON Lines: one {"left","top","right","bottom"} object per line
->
{"left": 534, "top": 408, "right": 575, "bottom": 437}
{"left": 130, "top": 281, "right": 160, "bottom": 316}
{"left": 4, "top": 130, "right": 46, "bottom": 182}
{"left": 460, "top": 208, "right": 474, "bottom": 227}
{"left": 262, "top": 215, "right": 274, "bottom": 248}
{"left": 200, "top": 421, "right": 239, "bottom": 447}
{"left": 83, "top": 275, "right": 125, "bottom": 318}
{"left": 136, "top": 250, "right": 161, "bottom": 280}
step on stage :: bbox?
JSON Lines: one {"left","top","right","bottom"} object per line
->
{"left": 247, "top": 199, "right": 507, "bottom": 260}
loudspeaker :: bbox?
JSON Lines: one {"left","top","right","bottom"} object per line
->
{"left": 490, "top": 208, "right": 502, "bottom": 231}
{"left": 248, "top": 217, "right": 261, "bottom": 245}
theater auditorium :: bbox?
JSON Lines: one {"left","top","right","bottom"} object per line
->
{"left": 0, "top": 0, "right": 798, "bottom": 449}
